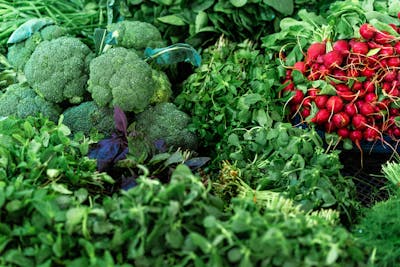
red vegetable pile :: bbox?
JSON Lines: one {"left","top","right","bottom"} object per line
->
{"left": 284, "top": 21, "right": 400, "bottom": 152}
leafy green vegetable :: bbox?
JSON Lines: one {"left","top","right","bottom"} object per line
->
{"left": 0, "top": 162, "right": 371, "bottom": 266}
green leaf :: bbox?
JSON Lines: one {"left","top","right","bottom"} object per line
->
{"left": 189, "top": 232, "right": 212, "bottom": 253}
{"left": 230, "top": 0, "right": 247, "bottom": 8}
{"left": 51, "top": 183, "right": 73, "bottom": 194}
{"left": 165, "top": 229, "right": 184, "bottom": 249}
{"left": 195, "top": 11, "right": 209, "bottom": 33}
{"left": 263, "top": 0, "right": 294, "bottom": 15}
{"left": 144, "top": 43, "right": 202, "bottom": 67}
{"left": 366, "top": 47, "right": 380, "bottom": 57}
{"left": 7, "top": 18, "right": 54, "bottom": 44}
{"left": 255, "top": 109, "right": 270, "bottom": 127}
{"left": 66, "top": 207, "right": 86, "bottom": 233}
{"left": 157, "top": 15, "right": 186, "bottom": 26}
{"left": 228, "top": 133, "right": 240, "bottom": 147}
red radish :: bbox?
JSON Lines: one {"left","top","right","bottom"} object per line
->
{"left": 311, "top": 109, "right": 330, "bottom": 124}
{"left": 352, "top": 81, "right": 363, "bottom": 91}
{"left": 303, "top": 97, "right": 311, "bottom": 108}
{"left": 282, "top": 79, "right": 294, "bottom": 91}
{"left": 394, "top": 127, "right": 400, "bottom": 138}
{"left": 290, "top": 90, "right": 305, "bottom": 104}
{"left": 344, "top": 103, "right": 357, "bottom": 117}
{"left": 347, "top": 68, "right": 359, "bottom": 78}
{"left": 374, "top": 31, "right": 394, "bottom": 44}
{"left": 315, "top": 95, "right": 329, "bottom": 109}
{"left": 336, "top": 84, "right": 350, "bottom": 92}
{"left": 286, "top": 69, "right": 292, "bottom": 78}
{"left": 333, "top": 39, "right": 350, "bottom": 55}
{"left": 306, "top": 42, "right": 326, "bottom": 62}
{"left": 351, "top": 41, "right": 369, "bottom": 54}
{"left": 332, "top": 112, "right": 350, "bottom": 128}
{"left": 364, "top": 92, "right": 377, "bottom": 103}
{"left": 360, "top": 102, "right": 376, "bottom": 116}
{"left": 363, "top": 80, "right": 375, "bottom": 92}
{"left": 384, "top": 70, "right": 397, "bottom": 82}
{"left": 394, "top": 42, "right": 400, "bottom": 54}
{"left": 360, "top": 68, "right": 375, "bottom": 78}
{"left": 380, "top": 46, "right": 394, "bottom": 56}
{"left": 323, "top": 50, "right": 343, "bottom": 68}
{"left": 363, "top": 127, "right": 380, "bottom": 142}
{"left": 337, "top": 127, "right": 350, "bottom": 138}
{"left": 332, "top": 69, "right": 347, "bottom": 81}
{"left": 359, "top": 23, "right": 376, "bottom": 39}
{"left": 387, "top": 57, "right": 400, "bottom": 67}
{"left": 326, "top": 96, "right": 344, "bottom": 113}
{"left": 382, "top": 82, "right": 392, "bottom": 93}
{"left": 325, "top": 120, "right": 336, "bottom": 133}
{"left": 389, "top": 24, "right": 398, "bottom": 32}
{"left": 307, "top": 88, "right": 319, "bottom": 98}
{"left": 293, "top": 61, "right": 307, "bottom": 74}
{"left": 352, "top": 114, "right": 367, "bottom": 130}
{"left": 337, "top": 90, "right": 356, "bottom": 101}
{"left": 301, "top": 108, "right": 311, "bottom": 118}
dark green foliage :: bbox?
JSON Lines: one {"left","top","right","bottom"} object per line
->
{"left": 354, "top": 197, "right": 400, "bottom": 266}
{"left": 0, "top": 159, "right": 371, "bottom": 266}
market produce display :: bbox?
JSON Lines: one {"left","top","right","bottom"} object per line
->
{"left": 1, "top": 0, "right": 400, "bottom": 266}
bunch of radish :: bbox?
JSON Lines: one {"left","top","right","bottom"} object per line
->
{"left": 283, "top": 21, "right": 400, "bottom": 153}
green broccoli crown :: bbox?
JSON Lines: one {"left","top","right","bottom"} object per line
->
{"left": 87, "top": 47, "right": 155, "bottom": 113}
{"left": 0, "top": 83, "right": 61, "bottom": 121}
{"left": 135, "top": 102, "right": 198, "bottom": 150}
{"left": 24, "top": 36, "right": 94, "bottom": 104}
{"left": 62, "top": 101, "right": 115, "bottom": 135}
{"left": 107, "top": 20, "right": 164, "bottom": 53}
{"left": 149, "top": 69, "right": 172, "bottom": 104}
{"left": 7, "top": 25, "right": 67, "bottom": 70}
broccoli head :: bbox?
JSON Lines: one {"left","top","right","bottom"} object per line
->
{"left": 87, "top": 47, "right": 155, "bottom": 113}
{"left": 62, "top": 101, "right": 115, "bottom": 135}
{"left": 133, "top": 102, "right": 198, "bottom": 151}
{"left": 149, "top": 69, "right": 172, "bottom": 104}
{"left": 7, "top": 25, "right": 67, "bottom": 70}
{"left": 107, "top": 20, "right": 164, "bottom": 53}
{"left": 0, "top": 83, "right": 61, "bottom": 121}
{"left": 24, "top": 36, "right": 94, "bottom": 104}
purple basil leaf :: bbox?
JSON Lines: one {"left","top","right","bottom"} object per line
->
{"left": 114, "top": 147, "right": 129, "bottom": 162}
{"left": 184, "top": 157, "right": 211, "bottom": 170}
{"left": 154, "top": 139, "right": 167, "bottom": 152}
{"left": 121, "top": 175, "right": 137, "bottom": 190}
{"left": 88, "top": 137, "right": 124, "bottom": 172}
{"left": 114, "top": 106, "right": 128, "bottom": 135}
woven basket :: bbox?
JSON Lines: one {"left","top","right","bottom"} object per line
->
{"left": 340, "top": 150, "right": 391, "bottom": 206}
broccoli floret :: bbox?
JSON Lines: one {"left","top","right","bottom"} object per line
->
{"left": 107, "top": 20, "right": 165, "bottom": 53}
{"left": 62, "top": 101, "right": 115, "bottom": 135}
{"left": 149, "top": 69, "right": 172, "bottom": 104}
{"left": 7, "top": 25, "right": 67, "bottom": 70}
{"left": 0, "top": 83, "right": 61, "bottom": 121}
{"left": 87, "top": 47, "right": 155, "bottom": 113}
{"left": 24, "top": 36, "right": 94, "bottom": 104}
{"left": 134, "top": 102, "right": 198, "bottom": 151}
